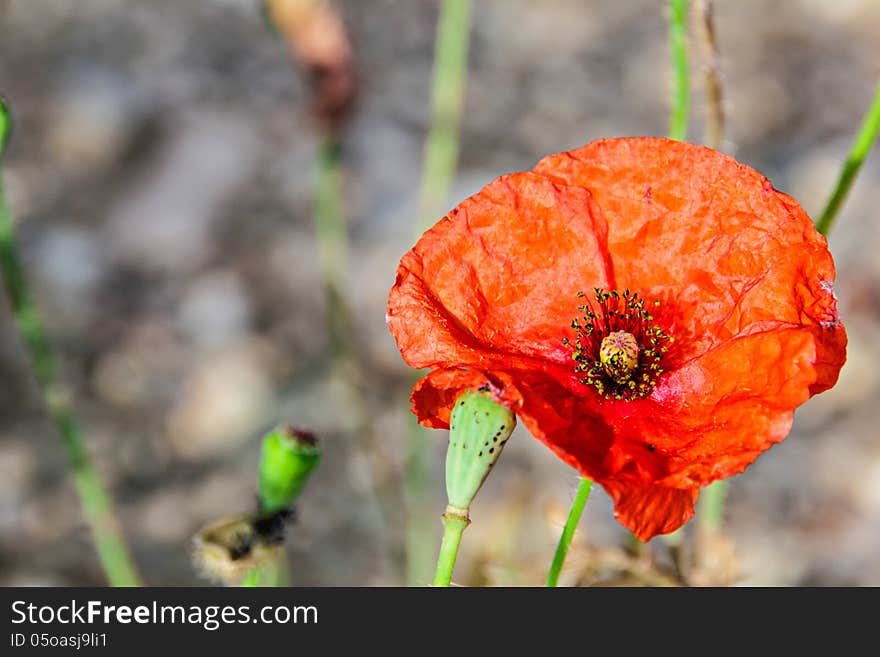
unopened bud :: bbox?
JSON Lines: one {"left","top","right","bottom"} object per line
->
{"left": 445, "top": 389, "right": 516, "bottom": 512}
{"left": 258, "top": 425, "right": 321, "bottom": 514}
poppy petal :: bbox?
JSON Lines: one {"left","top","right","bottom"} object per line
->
{"left": 603, "top": 326, "right": 829, "bottom": 488}
{"left": 602, "top": 479, "right": 699, "bottom": 541}
{"left": 388, "top": 172, "right": 613, "bottom": 371}
{"left": 535, "top": 137, "right": 844, "bottom": 364}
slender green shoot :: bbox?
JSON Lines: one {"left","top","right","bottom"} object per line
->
{"left": 698, "top": 479, "right": 728, "bottom": 537}
{"left": 241, "top": 568, "right": 263, "bottom": 587}
{"left": 691, "top": 0, "right": 728, "bottom": 571}
{"left": 695, "top": 0, "right": 724, "bottom": 150}
{"left": 406, "top": 0, "right": 473, "bottom": 586}
{"left": 546, "top": 477, "right": 592, "bottom": 587}
{"left": 695, "top": 479, "right": 728, "bottom": 578}
{"left": 667, "top": 0, "right": 690, "bottom": 141}
{"left": 432, "top": 510, "right": 469, "bottom": 587}
{"left": 312, "top": 133, "right": 395, "bottom": 578}
{"left": 416, "top": 0, "right": 473, "bottom": 235}
{"left": 313, "top": 136, "right": 351, "bottom": 358}
{"left": 0, "top": 99, "right": 141, "bottom": 586}
{"left": 241, "top": 560, "right": 285, "bottom": 587}
{"left": 815, "top": 81, "right": 880, "bottom": 236}
{"left": 405, "top": 418, "right": 436, "bottom": 586}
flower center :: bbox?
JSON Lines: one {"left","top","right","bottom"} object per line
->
{"left": 599, "top": 331, "right": 639, "bottom": 384}
{"left": 564, "top": 288, "right": 673, "bottom": 401}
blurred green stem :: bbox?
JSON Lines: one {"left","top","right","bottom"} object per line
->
{"left": 692, "top": 0, "right": 727, "bottom": 571}
{"left": 241, "top": 568, "right": 263, "bottom": 587}
{"left": 313, "top": 136, "right": 350, "bottom": 359}
{"left": 696, "top": 479, "right": 728, "bottom": 576}
{"left": 264, "top": 2, "right": 395, "bottom": 580}
{"left": 261, "top": 0, "right": 396, "bottom": 578}
{"left": 242, "top": 559, "right": 285, "bottom": 587}
{"left": 0, "top": 107, "right": 141, "bottom": 586}
{"left": 698, "top": 480, "right": 728, "bottom": 537}
{"left": 546, "top": 477, "right": 592, "bottom": 587}
{"left": 405, "top": 416, "right": 436, "bottom": 585}
{"left": 406, "top": 0, "right": 473, "bottom": 586}
{"left": 312, "top": 133, "right": 395, "bottom": 577}
{"left": 815, "top": 81, "right": 880, "bottom": 236}
{"left": 416, "top": 0, "right": 473, "bottom": 235}
{"left": 695, "top": 0, "right": 724, "bottom": 150}
{"left": 668, "top": 0, "right": 690, "bottom": 141}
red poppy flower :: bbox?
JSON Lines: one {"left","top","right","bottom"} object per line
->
{"left": 387, "top": 137, "right": 847, "bottom": 540}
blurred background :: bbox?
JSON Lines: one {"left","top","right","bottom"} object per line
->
{"left": 0, "top": 0, "right": 878, "bottom": 586}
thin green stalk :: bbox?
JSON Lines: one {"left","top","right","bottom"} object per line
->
{"left": 698, "top": 479, "right": 728, "bottom": 536}
{"left": 241, "top": 559, "right": 285, "bottom": 587}
{"left": 0, "top": 103, "right": 141, "bottom": 586}
{"left": 692, "top": 0, "right": 727, "bottom": 569}
{"left": 546, "top": 477, "right": 592, "bottom": 587}
{"left": 313, "top": 136, "right": 350, "bottom": 359}
{"left": 695, "top": 479, "right": 728, "bottom": 577}
{"left": 241, "top": 568, "right": 262, "bottom": 587}
{"left": 263, "top": 3, "right": 392, "bottom": 574}
{"left": 432, "top": 510, "right": 469, "bottom": 587}
{"left": 405, "top": 417, "right": 436, "bottom": 585}
{"left": 416, "top": 0, "right": 473, "bottom": 235}
{"left": 695, "top": 0, "right": 724, "bottom": 150}
{"left": 407, "top": 0, "right": 472, "bottom": 586}
{"left": 815, "top": 81, "right": 880, "bottom": 236}
{"left": 312, "top": 133, "right": 395, "bottom": 578}
{"left": 667, "top": 0, "right": 690, "bottom": 141}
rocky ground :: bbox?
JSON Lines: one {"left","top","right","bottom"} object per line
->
{"left": 0, "top": 0, "right": 878, "bottom": 585}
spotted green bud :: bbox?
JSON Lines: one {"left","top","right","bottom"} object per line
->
{"left": 0, "top": 98, "right": 10, "bottom": 156}
{"left": 445, "top": 389, "right": 516, "bottom": 511}
{"left": 258, "top": 425, "right": 321, "bottom": 513}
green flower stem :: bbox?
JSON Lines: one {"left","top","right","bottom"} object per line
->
{"left": 313, "top": 136, "right": 351, "bottom": 359}
{"left": 695, "top": 478, "right": 728, "bottom": 578}
{"left": 667, "top": 0, "right": 690, "bottom": 141}
{"left": 406, "top": 0, "right": 473, "bottom": 586}
{"left": 0, "top": 104, "right": 141, "bottom": 586}
{"left": 416, "top": 0, "right": 472, "bottom": 235}
{"left": 432, "top": 508, "right": 469, "bottom": 587}
{"left": 697, "top": 479, "right": 728, "bottom": 535}
{"left": 315, "top": 135, "right": 395, "bottom": 573}
{"left": 240, "top": 568, "right": 263, "bottom": 587}
{"left": 241, "top": 559, "right": 285, "bottom": 587}
{"left": 691, "top": 1, "right": 729, "bottom": 564}
{"left": 815, "top": 81, "right": 880, "bottom": 237}
{"left": 405, "top": 419, "right": 437, "bottom": 585}
{"left": 695, "top": 0, "right": 724, "bottom": 150}
{"left": 546, "top": 477, "right": 592, "bottom": 587}
{"left": 313, "top": 135, "right": 398, "bottom": 582}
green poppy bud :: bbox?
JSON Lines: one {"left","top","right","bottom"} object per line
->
{"left": 258, "top": 425, "right": 321, "bottom": 514}
{"left": 445, "top": 388, "right": 516, "bottom": 512}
